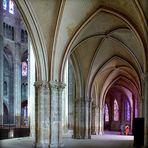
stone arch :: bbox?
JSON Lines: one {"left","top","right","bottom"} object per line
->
{"left": 90, "top": 56, "right": 141, "bottom": 134}
{"left": 102, "top": 76, "right": 140, "bottom": 132}
{"left": 70, "top": 53, "right": 83, "bottom": 98}
{"left": 14, "top": 0, "right": 48, "bottom": 80}
{"left": 69, "top": 53, "right": 85, "bottom": 138}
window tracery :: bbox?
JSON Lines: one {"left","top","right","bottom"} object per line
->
{"left": 125, "top": 100, "right": 130, "bottom": 121}
{"left": 9, "top": 0, "right": 14, "bottom": 14}
{"left": 114, "top": 99, "right": 119, "bottom": 121}
{"left": 104, "top": 103, "right": 109, "bottom": 122}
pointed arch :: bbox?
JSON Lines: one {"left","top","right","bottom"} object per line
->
{"left": 14, "top": 0, "right": 48, "bottom": 80}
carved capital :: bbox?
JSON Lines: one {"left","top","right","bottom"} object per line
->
{"left": 34, "top": 81, "right": 49, "bottom": 89}
{"left": 50, "top": 80, "right": 66, "bottom": 90}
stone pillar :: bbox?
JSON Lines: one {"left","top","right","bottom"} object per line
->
{"left": 99, "top": 106, "right": 104, "bottom": 135}
{"left": 143, "top": 73, "right": 148, "bottom": 147}
{"left": 28, "top": 41, "right": 35, "bottom": 137}
{"left": 73, "top": 98, "right": 81, "bottom": 139}
{"left": 85, "top": 98, "right": 91, "bottom": 139}
{"left": 50, "top": 81, "right": 65, "bottom": 148}
{"left": 0, "top": 0, "right": 3, "bottom": 126}
{"left": 91, "top": 104, "right": 95, "bottom": 134}
{"left": 139, "top": 95, "right": 144, "bottom": 117}
{"left": 0, "top": 35, "right": 3, "bottom": 126}
{"left": 81, "top": 99, "right": 85, "bottom": 138}
{"left": 35, "top": 81, "right": 50, "bottom": 148}
{"left": 62, "top": 60, "right": 68, "bottom": 134}
{"left": 13, "top": 43, "right": 21, "bottom": 127}
{"left": 91, "top": 104, "right": 99, "bottom": 135}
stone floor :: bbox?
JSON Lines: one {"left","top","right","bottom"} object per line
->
{"left": 0, "top": 134, "right": 135, "bottom": 148}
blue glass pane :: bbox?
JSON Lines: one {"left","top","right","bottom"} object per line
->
{"left": 9, "top": 0, "right": 14, "bottom": 14}
{"left": 126, "top": 101, "right": 130, "bottom": 121}
{"left": 3, "top": 0, "right": 7, "bottom": 10}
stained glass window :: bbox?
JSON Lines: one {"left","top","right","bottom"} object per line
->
{"left": 125, "top": 101, "right": 130, "bottom": 121}
{"left": 114, "top": 99, "right": 119, "bottom": 121}
{"left": 22, "top": 62, "right": 28, "bottom": 77}
{"left": 9, "top": 0, "right": 14, "bottom": 14}
{"left": 3, "top": 0, "right": 7, "bottom": 10}
{"left": 104, "top": 104, "right": 109, "bottom": 122}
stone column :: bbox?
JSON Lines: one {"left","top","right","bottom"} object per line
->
{"left": 85, "top": 98, "right": 91, "bottom": 139}
{"left": 80, "top": 99, "right": 85, "bottom": 139}
{"left": 28, "top": 41, "right": 35, "bottom": 137}
{"left": 143, "top": 73, "right": 148, "bottom": 147}
{"left": 62, "top": 60, "right": 68, "bottom": 134}
{"left": 50, "top": 81, "right": 65, "bottom": 148}
{"left": 139, "top": 95, "right": 144, "bottom": 117}
{"left": 91, "top": 104, "right": 99, "bottom": 135}
{"left": 13, "top": 43, "right": 21, "bottom": 127}
{"left": 73, "top": 98, "right": 81, "bottom": 139}
{"left": 34, "top": 81, "right": 50, "bottom": 148}
{"left": 0, "top": 35, "right": 3, "bottom": 126}
{"left": 99, "top": 106, "right": 104, "bottom": 135}
{"left": 0, "top": 0, "right": 3, "bottom": 126}
{"left": 91, "top": 104, "right": 95, "bottom": 134}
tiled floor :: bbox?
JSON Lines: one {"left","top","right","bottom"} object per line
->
{"left": 0, "top": 134, "right": 135, "bottom": 148}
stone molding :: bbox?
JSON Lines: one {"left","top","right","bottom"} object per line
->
{"left": 34, "top": 80, "right": 66, "bottom": 90}
{"left": 34, "top": 81, "right": 49, "bottom": 89}
{"left": 50, "top": 80, "right": 66, "bottom": 90}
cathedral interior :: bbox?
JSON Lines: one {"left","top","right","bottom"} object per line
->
{"left": 0, "top": 0, "right": 148, "bottom": 148}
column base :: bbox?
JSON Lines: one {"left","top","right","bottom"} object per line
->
{"left": 99, "top": 132, "right": 104, "bottom": 135}
{"left": 72, "top": 135, "right": 91, "bottom": 139}
{"left": 84, "top": 135, "right": 91, "bottom": 139}
{"left": 91, "top": 131, "right": 98, "bottom": 135}
{"left": 35, "top": 143, "right": 49, "bottom": 148}
{"left": 72, "top": 135, "right": 81, "bottom": 139}
{"left": 49, "top": 143, "right": 64, "bottom": 148}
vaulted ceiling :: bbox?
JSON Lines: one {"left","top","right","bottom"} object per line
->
{"left": 15, "top": 0, "right": 147, "bottom": 103}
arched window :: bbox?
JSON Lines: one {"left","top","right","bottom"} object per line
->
{"left": 114, "top": 99, "right": 119, "bottom": 121}
{"left": 104, "top": 103, "right": 109, "bottom": 122}
{"left": 125, "top": 100, "right": 130, "bottom": 121}
{"left": 3, "top": 0, "right": 7, "bottom": 10}
{"left": 3, "top": 81, "right": 7, "bottom": 96}
{"left": 9, "top": 0, "right": 14, "bottom": 14}
{"left": 22, "top": 61, "right": 28, "bottom": 77}
{"left": 21, "top": 30, "right": 25, "bottom": 42}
